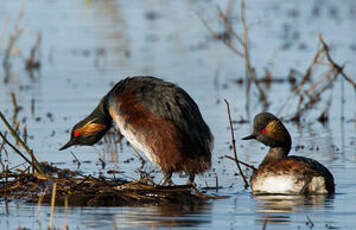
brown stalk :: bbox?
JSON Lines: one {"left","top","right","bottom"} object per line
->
{"left": 192, "top": 184, "right": 228, "bottom": 199}
{"left": 277, "top": 46, "right": 323, "bottom": 116}
{"left": 64, "top": 196, "right": 69, "bottom": 230}
{"left": 199, "top": 0, "right": 270, "bottom": 118}
{"left": 0, "top": 131, "right": 32, "bottom": 165}
{"left": 291, "top": 72, "right": 338, "bottom": 121}
{"left": 48, "top": 183, "right": 57, "bottom": 229}
{"left": 4, "top": 164, "right": 9, "bottom": 215}
{"left": 23, "top": 125, "right": 27, "bottom": 145}
{"left": 112, "top": 219, "right": 119, "bottom": 230}
{"left": 31, "top": 98, "right": 35, "bottom": 116}
{"left": 241, "top": 0, "right": 269, "bottom": 112}
{"left": 198, "top": 13, "right": 244, "bottom": 57}
{"left": 11, "top": 92, "right": 20, "bottom": 124}
{"left": 3, "top": 29, "right": 23, "bottom": 83}
{"left": 37, "top": 190, "right": 45, "bottom": 229}
{"left": 70, "top": 151, "right": 81, "bottom": 169}
{"left": 0, "top": 132, "right": 7, "bottom": 171}
{"left": 224, "top": 155, "right": 256, "bottom": 171}
{"left": 224, "top": 99, "right": 249, "bottom": 188}
{"left": 0, "top": 112, "right": 44, "bottom": 174}
{"left": 319, "top": 33, "right": 356, "bottom": 89}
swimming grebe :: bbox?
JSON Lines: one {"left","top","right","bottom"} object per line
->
{"left": 59, "top": 76, "right": 213, "bottom": 185}
{"left": 242, "top": 112, "right": 334, "bottom": 195}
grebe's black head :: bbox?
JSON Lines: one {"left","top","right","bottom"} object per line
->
{"left": 59, "top": 117, "right": 110, "bottom": 150}
{"left": 59, "top": 102, "right": 112, "bottom": 151}
{"left": 242, "top": 112, "right": 291, "bottom": 149}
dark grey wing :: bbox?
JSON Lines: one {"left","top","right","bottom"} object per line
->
{"left": 288, "top": 155, "right": 335, "bottom": 193}
{"left": 130, "top": 76, "right": 214, "bottom": 158}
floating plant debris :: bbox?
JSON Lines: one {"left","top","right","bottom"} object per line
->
{"left": 0, "top": 163, "right": 224, "bottom": 206}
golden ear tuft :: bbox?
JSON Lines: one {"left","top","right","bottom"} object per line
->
{"left": 77, "top": 119, "right": 107, "bottom": 137}
{"left": 264, "top": 120, "right": 285, "bottom": 139}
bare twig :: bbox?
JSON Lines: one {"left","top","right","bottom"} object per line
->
{"left": 64, "top": 196, "right": 69, "bottom": 230}
{"left": 306, "top": 215, "right": 314, "bottom": 228}
{"left": 11, "top": 92, "right": 20, "bottom": 124}
{"left": 131, "top": 146, "right": 146, "bottom": 167}
{"left": 37, "top": 190, "right": 45, "bottom": 229}
{"left": 48, "top": 183, "right": 57, "bottom": 229}
{"left": 3, "top": 28, "right": 23, "bottom": 83}
{"left": 0, "top": 131, "right": 32, "bottom": 165}
{"left": 224, "top": 99, "right": 249, "bottom": 188}
{"left": 198, "top": 13, "right": 244, "bottom": 57}
{"left": 199, "top": 0, "right": 269, "bottom": 117}
{"left": 31, "top": 98, "right": 35, "bottom": 116}
{"left": 5, "top": 164, "right": 9, "bottom": 215}
{"left": 224, "top": 155, "right": 257, "bottom": 171}
{"left": 70, "top": 151, "right": 81, "bottom": 169}
{"left": 0, "top": 112, "right": 44, "bottom": 174}
{"left": 319, "top": 33, "right": 356, "bottom": 89}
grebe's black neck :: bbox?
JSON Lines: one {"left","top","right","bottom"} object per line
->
{"left": 261, "top": 145, "right": 291, "bottom": 165}
{"left": 91, "top": 97, "right": 112, "bottom": 126}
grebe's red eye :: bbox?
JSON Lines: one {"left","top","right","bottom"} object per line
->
{"left": 74, "top": 130, "right": 80, "bottom": 137}
{"left": 262, "top": 129, "right": 267, "bottom": 134}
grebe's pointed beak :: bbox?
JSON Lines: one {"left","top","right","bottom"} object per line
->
{"left": 59, "top": 139, "right": 75, "bottom": 151}
{"left": 242, "top": 134, "right": 255, "bottom": 140}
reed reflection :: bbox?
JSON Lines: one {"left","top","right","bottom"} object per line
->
{"left": 113, "top": 201, "right": 212, "bottom": 228}
{"left": 254, "top": 194, "right": 334, "bottom": 224}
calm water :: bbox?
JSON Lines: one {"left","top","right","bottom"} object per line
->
{"left": 0, "top": 0, "right": 355, "bottom": 229}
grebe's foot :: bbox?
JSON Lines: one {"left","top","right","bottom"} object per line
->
{"left": 159, "top": 172, "right": 173, "bottom": 186}
{"left": 186, "top": 173, "right": 195, "bottom": 185}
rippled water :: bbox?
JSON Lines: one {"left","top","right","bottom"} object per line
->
{"left": 0, "top": 0, "right": 355, "bottom": 229}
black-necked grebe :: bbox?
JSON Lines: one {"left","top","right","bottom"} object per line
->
{"left": 59, "top": 76, "right": 214, "bottom": 185}
{"left": 242, "top": 112, "right": 334, "bottom": 195}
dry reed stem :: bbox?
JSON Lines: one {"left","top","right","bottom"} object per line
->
{"left": 199, "top": 0, "right": 269, "bottom": 117}
{"left": 48, "top": 183, "right": 57, "bottom": 230}
{"left": 291, "top": 71, "right": 338, "bottom": 121}
{"left": 277, "top": 33, "right": 352, "bottom": 121}
{"left": 306, "top": 215, "right": 314, "bottom": 228}
{"left": 70, "top": 151, "right": 81, "bottom": 169}
{"left": 239, "top": 0, "right": 269, "bottom": 113}
{"left": 2, "top": 2, "right": 25, "bottom": 82}
{"left": 0, "top": 132, "right": 6, "bottom": 171}
{"left": 131, "top": 145, "right": 146, "bottom": 166}
{"left": 0, "top": 131, "right": 32, "bottom": 165}
{"left": 5, "top": 165, "right": 9, "bottom": 215}
{"left": 112, "top": 218, "right": 119, "bottom": 230}
{"left": 192, "top": 184, "right": 228, "bottom": 199}
{"left": 319, "top": 33, "right": 356, "bottom": 89}
{"left": 262, "top": 215, "right": 268, "bottom": 230}
{"left": 11, "top": 92, "right": 20, "bottom": 124}
{"left": 23, "top": 125, "right": 27, "bottom": 145}
{"left": 64, "top": 196, "right": 68, "bottom": 230}
{"left": 224, "top": 155, "right": 257, "bottom": 171}
{"left": 198, "top": 13, "right": 244, "bottom": 57}
{"left": 0, "top": 112, "right": 44, "bottom": 174}
{"left": 31, "top": 98, "right": 35, "bottom": 116}
{"left": 217, "top": 7, "right": 243, "bottom": 45}
{"left": 0, "top": 16, "right": 9, "bottom": 50}
{"left": 37, "top": 191, "right": 45, "bottom": 228}
{"left": 3, "top": 28, "right": 23, "bottom": 82}
{"left": 26, "top": 32, "right": 41, "bottom": 71}
{"left": 224, "top": 99, "right": 249, "bottom": 188}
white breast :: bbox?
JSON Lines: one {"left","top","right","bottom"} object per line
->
{"left": 252, "top": 175, "right": 328, "bottom": 194}
{"left": 252, "top": 176, "right": 302, "bottom": 194}
{"left": 108, "top": 102, "right": 160, "bottom": 166}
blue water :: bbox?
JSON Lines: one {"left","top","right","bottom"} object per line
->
{"left": 0, "top": 0, "right": 355, "bottom": 229}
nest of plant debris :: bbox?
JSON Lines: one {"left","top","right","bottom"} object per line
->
{"left": 0, "top": 162, "right": 221, "bottom": 206}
